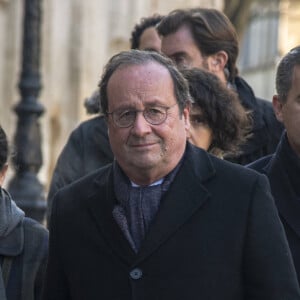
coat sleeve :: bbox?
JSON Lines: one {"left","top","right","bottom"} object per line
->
{"left": 243, "top": 174, "right": 300, "bottom": 299}
{"left": 42, "top": 195, "right": 71, "bottom": 300}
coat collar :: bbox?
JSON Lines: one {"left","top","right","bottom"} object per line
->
{"left": 86, "top": 143, "right": 216, "bottom": 265}
{"left": 0, "top": 188, "right": 24, "bottom": 256}
{"left": 234, "top": 76, "right": 264, "bottom": 130}
{"left": 264, "top": 134, "right": 300, "bottom": 238}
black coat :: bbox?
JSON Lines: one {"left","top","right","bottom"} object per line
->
{"left": 47, "top": 116, "right": 113, "bottom": 221}
{"left": 225, "top": 77, "right": 284, "bottom": 165}
{"left": 0, "top": 218, "right": 48, "bottom": 300}
{"left": 248, "top": 132, "right": 300, "bottom": 283}
{"left": 43, "top": 144, "right": 299, "bottom": 300}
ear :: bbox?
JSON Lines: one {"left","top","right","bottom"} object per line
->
{"left": 209, "top": 51, "right": 228, "bottom": 71}
{"left": 272, "top": 95, "right": 284, "bottom": 123}
{"left": 0, "top": 164, "right": 8, "bottom": 186}
{"left": 208, "top": 51, "right": 228, "bottom": 83}
{"left": 183, "top": 105, "right": 191, "bottom": 132}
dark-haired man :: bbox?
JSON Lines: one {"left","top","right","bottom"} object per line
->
{"left": 130, "top": 14, "right": 163, "bottom": 52}
{"left": 248, "top": 46, "right": 300, "bottom": 283}
{"left": 157, "top": 8, "right": 284, "bottom": 165}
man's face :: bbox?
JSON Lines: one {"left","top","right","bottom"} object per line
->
{"left": 274, "top": 64, "right": 300, "bottom": 156}
{"left": 106, "top": 62, "right": 189, "bottom": 185}
{"left": 139, "top": 27, "right": 161, "bottom": 52}
{"left": 161, "top": 25, "right": 209, "bottom": 70}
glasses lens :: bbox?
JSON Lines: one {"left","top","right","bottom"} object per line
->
{"left": 144, "top": 107, "right": 166, "bottom": 125}
{"left": 114, "top": 110, "right": 136, "bottom": 127}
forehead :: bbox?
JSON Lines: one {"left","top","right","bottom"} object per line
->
{"left": 107, "top": 62, "right": 175, "bottom": 106}
{"left": 288, "top": 64, "right": 300, "bottom": 97}
{"left": 108, "top": 61, "right": 172, "bottom": 86}
{"left": 139, "top": 27, "right": 161, "bottom": 51}
{"left": 161, "top": 25, "right": 199, "bottom": 55}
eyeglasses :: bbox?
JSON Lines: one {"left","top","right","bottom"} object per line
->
{"left": 107, "top": 103, "right": 178, "bottom": 128}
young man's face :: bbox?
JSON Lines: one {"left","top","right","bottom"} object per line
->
{"left": 161, "top": 25, "right": 209, "bottom": 70}
{"left": 106, "top": 62, "right": 190, "bottom": 185}
{"left": 273, "top": 64, "right": 300, "bottom": 156}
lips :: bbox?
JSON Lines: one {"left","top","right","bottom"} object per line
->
{"left": 128, "top": 138, "right": 159, "bottom": 148}
{"left": 130, "top": 142, "right": 156, "bottom": 148}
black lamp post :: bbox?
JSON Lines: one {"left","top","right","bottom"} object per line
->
{"left": 8, "top": 0, "right": 46, "bottom": 223}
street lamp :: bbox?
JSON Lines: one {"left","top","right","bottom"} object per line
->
{"left": 8, "top": 0, "right": 46, "bottom": 223}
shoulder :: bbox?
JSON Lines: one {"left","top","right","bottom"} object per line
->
{"left": 187, "top": 143, "right": 266, "bottom": 187}
{"left": 247, "top": 154, "right": 273, "bottom": 172}
{"left": 256, "top": 97, "right": 284, "bottom": 129}
{"left": 212, "top": 154, "right": 266, "bottom": 183}
{"left": 188, "top": 150, "right": 272, "bottom": 212}
{"left": 23, "top": 218, "right": 48, "bottom": 241}
{"left": 52, "top": 164, "right": 112, "bottom": 209}
{"left": 22, "top": 218, "right": 48, "bottom": 257}
{"left": 256, "top": 97, "right": 272, "bottom": 111}
{"left": 70, "top": 115, "right": 108, "bottom": 137}
{"left": 205, "top": 153, "right": 272, "bottom": 201}
{"left": 256, "top": 97, "right": 275, "bottom": 120}
{"left": 61, "top": 115, "right": 112, "bottom": 162}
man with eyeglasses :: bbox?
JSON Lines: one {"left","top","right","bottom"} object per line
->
{"left": 43, "top": 50, "right": 300, "bottom": 300}
{"left": 46, "top": 14, "right": 163, "bottom": 226}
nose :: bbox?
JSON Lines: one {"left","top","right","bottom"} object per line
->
{"left": 130, "top": 111, "right": 152, "bottom": 136}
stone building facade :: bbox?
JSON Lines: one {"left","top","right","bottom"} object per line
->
{"left": 0, "top": 0, "right": 299, "bottom": 192}
{"left": 0, "top": 0, "right": 222, "bottom": 189}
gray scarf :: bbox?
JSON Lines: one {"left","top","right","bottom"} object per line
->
{"left": 0, "top": 188, "right": 24, "bottom": 237}
{"left": 0, "top": 187, "right": 25, "bottom": 299}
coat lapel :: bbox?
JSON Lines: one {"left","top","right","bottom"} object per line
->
{"left": 86, "top": 166, "right": 136, "bottom": 265}
{"left": 85, "top": 145, "right": 216, "bottom": 266}
{"left": 266, "top": 153, "right": 300, "bottom": 239}
{"left": 135, "top": 145, "right": 215, "bottom": 264}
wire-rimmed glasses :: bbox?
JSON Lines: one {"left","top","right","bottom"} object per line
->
{"left": 107, "top": 103, "right": 178, "bottom": 128}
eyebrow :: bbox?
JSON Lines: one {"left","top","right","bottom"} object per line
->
{"left": 110, "top": 101, "right": 168, "bottom": 112}
{"left": 169, "top": 51, "right": 187, "bottom": 58}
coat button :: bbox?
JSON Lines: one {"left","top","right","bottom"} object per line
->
{"left": 130, "top": 268, "right": 143, "bottom": 280}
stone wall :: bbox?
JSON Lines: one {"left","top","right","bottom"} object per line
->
{"left": 0, "top": 0, "right": 222, "bottom": 190}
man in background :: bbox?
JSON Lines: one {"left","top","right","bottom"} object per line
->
{"left": 157, "top": 8, "right": 284, "bottom": 165}
{"left": 130, "top": 14, "right": 163, "bottom": 52}
{"left": 248, "top": 46, "right": 300, "bottom": 283}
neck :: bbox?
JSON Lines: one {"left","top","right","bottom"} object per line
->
{"left": 126, "top": 169, "right": 168, "bottom": 187}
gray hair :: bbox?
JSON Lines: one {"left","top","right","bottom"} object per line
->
{"left": 276, "top": 46, "right": 300, "bottom": 103}
{"left": 98, "top": 49, "right": 192, "bottom": 115}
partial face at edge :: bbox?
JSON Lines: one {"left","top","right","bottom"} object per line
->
{"left": 273, "top": 64, "right": 300, "bottom": 156}
{"left": 139, "top": 27, "right": 161, "bottom": 52}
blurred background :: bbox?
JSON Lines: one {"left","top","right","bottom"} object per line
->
{"left": 0, "top": 0, "right": 299, "bottom": 197}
